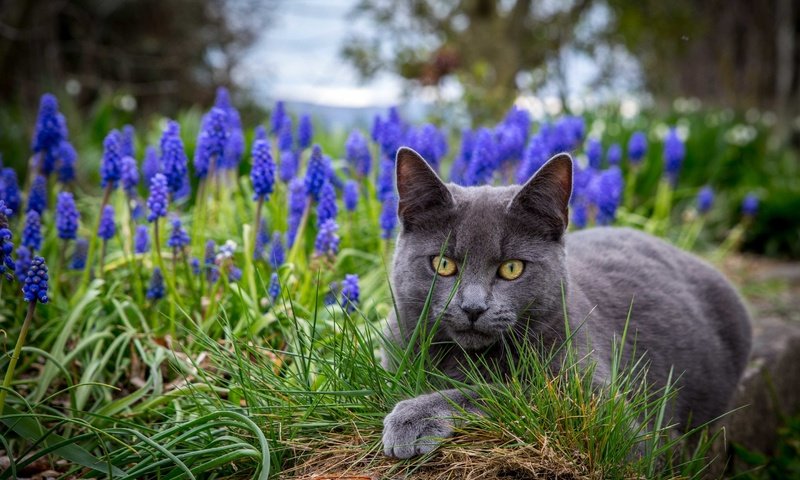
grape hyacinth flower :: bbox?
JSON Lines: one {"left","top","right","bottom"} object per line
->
{"left": 22, "top": 211, "right": 42, "bottom": 251}
{"left": 120, "top": 156, "right": 139, "bottom": 196}
{"left": 167, "top": 216, "right": 190, "bottom": 249}
{"left": 450, "top": 129, "right": 475, "bottom": 185}
{"left": 98, "top": 205, "right": 116, "bottom": 240}
{"left": 380, "top": 194, "right": 397, "bottom": 239}
{"left": 27, "top": 175, "right": 48, "bottom": 214}
{"left": 345, "top": 130, "right": 372, "bottom": 177}
{"left": 251, "top": 139, "right": 276, "bottom": 202}
{"left": 204, "top": 240, "right": 219, "bottom": 283}
{"left": 298, "top": 114, "right": 313, "bottom": 150}
{"left": 1, "top": 168, "right": 21, "bottom": 215}
{"left": 589, "top": 167, "right": 624, "bottom": 225}
{"left": 57, "top": 140, "right": 77, "bottom": 183}
{"left": 146, "top": 267, "right": 165, "bottom": 300}
{"left": 270, "top": 101, "right": 286, "bottom": 134}
{"left": 314, "top": 219, "right": 340, "bottom": 258}
{"left": 147, "top": 174, "right": 169, "bottom": 222}
{"left": 316, "top": 181, "right": 337, "bottom": 227}
{"left": 628, "top": 131, "right": 647, "bottom": 164}
{"left": 55, "top": 192, "right": 79, "bottom": 240}
{"left": 516, "top": 135, "right": 548, "bottom": 183}
{"left": 71, "top": 238, "right": 88, "bottom": 270}
{"left": 606, "top": 144, "right": 622, "bottom": 166}
{"left": 32, "top": 94, "right": 63, "bottom": 159}
{"left": 305, "top": 145, "right": 328, "bottom": 201}
{"left": 279, "top": 150, "right": 298, "bottom": 183}
{"left": 663, "top": 128, "right": 685, "bottom": 185}
{"left": 268, "top": 272, "right": 280, "bottom": 300}
{"left": 254, "top": 125, "right": 268, "bottom": 142}
{"left": 15, "top": 246, "right": 31, "bottom": 282}
{"left": 194, "top": 107, "right": 228, "bottom": 179}
{"left": 571, "top": 200, "right": 588, "bottom": 229}
{"left": 343, "top": 180, "right": 358, "bottom": 212}
{"left": 269, "top": 232, "right": 285, "bottom": 268}
{"left": 341, "top": 274, "right": 360, "bottom": 312}
{"left": 100, "top": 130, "right": 123, "bottom": 190}
{"left": 0, "top": 202, "right": 15, "bottom": 281}
{"left": 287, "top": 178, "right": 307, "bottom": 247}
{"left": 191, "top": 257, "right": 201, "bottom": 275}
{"left": 254, "top": 218, "right": 269, "bottom": 260}
{"left": 697, "top": 186, "right": 714, "bottom": 214}
{"left": 134, "top": 225, "right": 150, "bottom": 254}
{"left": 376, "top": 155, "right": 395, "bottom": 201}
{"left": 22, "top": 256, "right": 49, "bottom": 303}
{"left": 278, "top": 117, "right": 293, "bottom": 152}
{"left": 142, "top": 146, "right": 161, "bottom": 186}
{"left": 464, "top": 128, "right": 496, "bottom": 186}
{"left": 121, "top": 125, "right": 135, "bottom": 158}
{"left": 586, "top": 138, "right": 602, "bottom": 169}
{"left": 160, "top": 120, "right": 188, "bottom": 195}
{"left": 742, "top": 193, "right": 759, "bottom": 217}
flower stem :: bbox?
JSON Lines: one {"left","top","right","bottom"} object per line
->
{"left": 0, "top": 301, "right": 36, "bottom": 415}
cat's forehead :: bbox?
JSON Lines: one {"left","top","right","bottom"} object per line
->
{"left": 446, "top": 183, "right": 523, "bottom": 252}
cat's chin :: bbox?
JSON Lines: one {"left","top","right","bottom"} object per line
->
{"left": 447, "top": 327, "right": 500, "bottom": 350}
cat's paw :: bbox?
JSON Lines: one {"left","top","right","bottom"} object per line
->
{"left": 382, "top": 397, "right": 455, "bottom": 458}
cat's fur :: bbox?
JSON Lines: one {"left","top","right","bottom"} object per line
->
{"left": 381, "top": 147, "right": 752, "bottom": 459}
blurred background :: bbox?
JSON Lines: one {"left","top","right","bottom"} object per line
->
{"left": 0, "top": 0, "right": 799, "bottom": 258}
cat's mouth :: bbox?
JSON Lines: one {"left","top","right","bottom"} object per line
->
{"left": 449, "top": 325, "right": 500, "bottom": 349}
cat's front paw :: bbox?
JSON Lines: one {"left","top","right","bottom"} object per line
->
{"left": 382, "top": 397, "right": 455, "bottom": 459}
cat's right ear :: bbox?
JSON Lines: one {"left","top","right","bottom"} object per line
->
{"left": 395, "top": 147, "right": 453, "bottom": 230}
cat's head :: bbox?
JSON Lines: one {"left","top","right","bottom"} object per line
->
{"left": 390, "top": 147, "right": 573, "bottom": 351}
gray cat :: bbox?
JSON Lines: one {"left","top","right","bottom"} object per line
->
{"left": 381, "top": 147, "right": 752, "bottom": 459}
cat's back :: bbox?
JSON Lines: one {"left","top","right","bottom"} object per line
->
{"left": 564, "top": 227, "right": 752, "bottom": 427}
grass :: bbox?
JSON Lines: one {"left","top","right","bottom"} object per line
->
{"left": 0, "top": 97, "right": 775, "bottom": 478}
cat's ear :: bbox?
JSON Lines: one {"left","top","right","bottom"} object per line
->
{"left": 509, "top": 153, "right": 573, "bottom": 238}
{"left": 395, "top": 147, "right": 453, "bottom": 229}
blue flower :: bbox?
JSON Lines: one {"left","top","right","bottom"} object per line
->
{"left": 101, "top": 130, "right": 123, "bottom": 189}
{"left": 588, "top": 167, "right": 624, "bottom": 225}
{"left": 697, "top": 186, "right": 714, "bottom": 214}
{"left": 298, "top": 114, "right": 313, "bottom": 150}
{"left": 142, "top": 146, "right": 161, "bottom": 186}
{"left": 22, "top": 210, "right": 42, "bottom": 251}
{"left": 214, "top": 88, "right": 244, "bottom": 171}
{"left": 55, "top": 192, "right": 79, "bottom": 240}
{"left": 32, "top": 94, "right": 63, "bottom": 156}
{"left": 146, "top": 267, "right": 165, "bottom": 300}
{"left": 279, "top": 150, "right": 298, "bottom": 183}
{"left": 516, "top": 135, "right": 548, "bottom": 183}
{"left": 406, "top": 124, "right": 448, "bottom": 170}
{"left": 376, "top": 155, "right": 395, "bottom": 201}
{"left": 15, "top": 246, "right": 31, "bottom": 282}
{"left": 268, "top": 272, "right": 280, "bottom": 300}
{"left": 121, "top": 156, "right": 139, "bottom": 196}
{"left": 254, "top": 125, "right": 268, "bottom": 142}
{"left": 316, "top": 181, "right": 337, "bottom": 227}
{"left": 305, "top": 145, "right": 329, "bottom": 201}
{"left": 664, "top": 128, "right": 685, "bottom": 185}
{"left": 287, "top": 178, "right": 307, "bottom": 247}
{"left": 278, "top": 117, "right": 293, "bottom": 152}
{"left": 27, "top": 175, "right": 48, "bottom": 214}
{"left": 71, "top": 238, "right": 88, "bottom": 270}
{"left": 606, "top": 143, "right": 622, "bottom": 166}
{"left": 627, "top": 131, "right": 647, "bottom": 164}
{"left": 147, "top": 173, "right": 169, "bottom": 222}
{"left": 0, "top": 202, "right": 15, "bottom": 281}
{"left": 343, "top": 180, "right": 359, "bottom": 212}
{"left": 255, "top": 218, "right": 270, "bottom": 260}
{"left": 314, "top": 219, "right": 340, "bottom": 257}
{"left": 464, "top": 128, "right": 496, "bottom": 186}
{"left": 251, "top": 139, "right": 276, "bottom": 201}
{"left": 134, "top": 225, "right": 150, "bottom": 254}
{"left": 167, "top": 216, "right": 190, "bottom": 248}
{"left": 271, "top": 101, "right": 286, "bottom": 134}
{"left": 1, "top": 168, "right": 21, "bottom": 215}
{"left": 190, "top": 257, "right": 200, "bottom": 275}
{"left": 371, "top": 115, "right": 383, "bottom": 143}
{"left": 57, "top": 140, "right": 77, "bottom": 183}
{"left": 160, "top": 120, "right": 188, "bottom": 195}
{"left": 205, "top": 240, "right": 219, "bottom": 283}
{"left": 341, "top": 274, "right": 360, "bottom": 312}
{"left": 742, "top": 193, "right": 759, "bottom": 217}
{"left": 228, "top": 265, "right": 243, "bottom": 282}
{"left": 586, "top": 138, "right": 602, "bottom": 169}
{"left": 22, "top": 255, "right": 49, "bottom": 303}
{"left": 269, "top": 232, "right": 285, "bottom": 268}
{"left": 97, "top": 205, "right": 116, "bottom": 240}
{"left": 121, "top": 125, "right": 136, "bottom": 158}
{"left": 379, "top": 194, "right": 397, "bottom": 239}
{"left": 450, "top": 129, "right": 474, "bottom": 185}
{"left": 571, "top": 200, "right": 588, "bottom": 229}
{"left": 194, "top": 108, "right": 228, "bottom": 179}
{"left": 345, "top": 130, "right": 372, "bottom": 177}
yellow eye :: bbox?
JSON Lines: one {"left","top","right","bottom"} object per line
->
{"left": 432, "top": 255, "right": 457, "bottom": 276}
{"left": 498, "top": 260, "right": 524, "bottom": 280}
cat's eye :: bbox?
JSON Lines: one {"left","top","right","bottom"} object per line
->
{"left": 498, "top": 260, "right": 524, "bottom": 280}
{"left": 431, "top": 255, "right": 457, "bottom": 277}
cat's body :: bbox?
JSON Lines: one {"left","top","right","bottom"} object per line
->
{"left": 381, "top": 148, "right": 752, "bottom": 459}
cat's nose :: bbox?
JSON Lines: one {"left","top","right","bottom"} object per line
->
{"left": 460, "top": 285, "right": 488, "bottom": 323}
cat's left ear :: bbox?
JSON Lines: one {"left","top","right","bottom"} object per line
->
{"left": 508, "top": 153, "right": 573, "bottom": 238}
{"left": 395, "top": 147, "right": 453, "bottom": 230}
